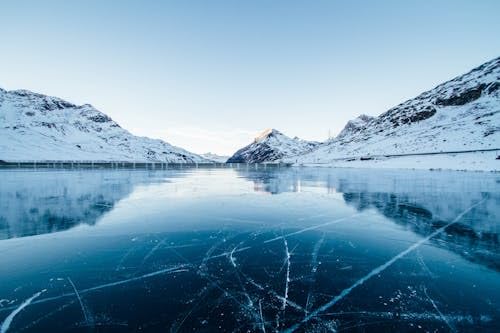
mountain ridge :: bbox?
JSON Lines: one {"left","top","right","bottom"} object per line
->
{"left": 2, "top": 56, "right": 498, "bottom": 169}
{"left": 0, "top": 88, "right": 208, "bottom": 163}
{"left": 288, "top": 56, "right": 499, "bottom": 168}
{"left": 227, "top": 128, "right": 319, "bottom": 163}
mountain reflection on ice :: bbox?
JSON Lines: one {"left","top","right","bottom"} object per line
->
{"left": 0, "top": 167, "right": 498, "bottom": 332}
{"left": 0, "top": 170, "right": 182, "bottom": 239}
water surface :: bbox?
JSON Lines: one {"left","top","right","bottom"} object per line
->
{"left": 0, "top": 167, "right": 499, "bottom": 332}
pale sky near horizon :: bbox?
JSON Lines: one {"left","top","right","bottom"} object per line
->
{"left": 1, "top": 1, "right": 499, "bottom": 155}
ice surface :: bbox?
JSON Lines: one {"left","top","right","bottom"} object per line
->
{"left": 0, "top": 167, "right": 498, "bottom": 332}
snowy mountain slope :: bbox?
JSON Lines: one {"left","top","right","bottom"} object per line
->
{"left": 201, "top": 152, "right": 230, "bottom": 163}
{"left": 294, "top": 56, "right": 500, "bottom": 164}
{"left": 0, "top": 88, "right": 209, "bottom": 162}
{"left": 227, "top": 129, "right": 319, "bottom": 163}
{"left": 336, "top": 114, "right": 375, "bottom": 139}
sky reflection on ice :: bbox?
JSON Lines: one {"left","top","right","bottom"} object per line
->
{"left": 0, "top": 167, "right": 498, "bottom": 332}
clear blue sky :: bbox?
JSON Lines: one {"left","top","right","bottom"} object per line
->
{"left": 1, "top": 0, "right": 499, "bottom": 155}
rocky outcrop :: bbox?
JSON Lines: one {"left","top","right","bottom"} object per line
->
{"left": 227, "top": 129, "right": 319, "bottom": 163}
{"left": 337, "top": 114, "right": 375, "bottom": 138}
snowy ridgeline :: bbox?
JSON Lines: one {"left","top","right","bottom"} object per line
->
{"left": 226, "top": 129, "right": 320, "bottom": 163}
{"left": 293, "top": 56, "right": 500, "bottom": 163}
{"left": 0, "top": 89, "right": 210, "bottom": 163}
{"left": 226, "top": 57, "right": 500, "bottom": 170}
{"left": 201, "top": 152, "right": 230, "bottom": 163}
{"left": 1, "top": 56, "right": 499, "bottom": 169}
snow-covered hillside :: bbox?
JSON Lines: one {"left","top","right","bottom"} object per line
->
{"left": 227, "top": 129, "right": 319, "bottom": 163}
{"left": 201, "top": 152, "right": 229, "bottom": 163}
{"left": 335, "top": 114, "right": 375, "bottom": 139}
{"left": 0, "top": 88, "right": 208, "bottom": 162}
{"left": 293, "top": 56, "right": 500, "bottom": 167}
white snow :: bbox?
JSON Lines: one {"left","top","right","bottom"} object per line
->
{"left": 285, "top": 57, "right": 500, "bottom": 171}
{"left": 227, "top": 129, "right": 319, "bottom": 163}
{"left": 201, "top": 152, "right": 229, "bottom": 163}
{"left": 0, "top": 89, "right": 209, "bottom": 163}
{"left": 335, "top": 114, "right": 375, "bottom": 139}
{"left": 1, "top": 56, "right": 498, "bottom": 169}
{"left": 299, "top": 151, "right": 499, "bottom": 172}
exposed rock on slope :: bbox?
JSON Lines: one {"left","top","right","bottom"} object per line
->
{"left": 227, "top": 129, "right": 319, "bottom": 163}
{"left": 336, "top": 114, "right": 375, "bottom": 139}
{"left": 295, "top": 56, "right": 500, "bottom": 163}
{"left": 0, "top": 88, "right": 208, "bottom": 162}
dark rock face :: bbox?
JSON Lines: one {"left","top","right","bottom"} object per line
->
{"left": 227, "top": 129, "right": 318, "bottom": 163}
{"left": 393, "top": 107, "right": 437, "bottom": 126}
{"left": 226, "top": 154, "right": 244, "bottom": 163}
{"left": 88, "top": 114, "right": 112, "bottom": 123}
{"left": 487, "top": 82, "right": 500, "bottom": 94}
{"left": 367, "top": 58, "right": 500, "bottom": 133}
{"left": 381, "top": 105, "right": 437, "bottom": 129}
{"left": 435, "top": 84, "right": 486, "bottom": 106}
{"left": 337, "top": 114, "right": 375, "bottom": 138}
{"left": 39, "top": 98, "right": 76, "bottom": 111}
{"left": 40, "top": 122, "right": 56, "bottom": 129}
{"left": 227, "top": 143, "right": 282, "bottom": 163}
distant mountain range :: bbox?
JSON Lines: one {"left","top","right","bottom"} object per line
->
{"left": 201, "top": 152, "right": 230, "bottom": 163}
{"left": 227, "top": 56, "right": 499, "bottom": 170}
{"left": 2, "top": 56, "right": 498, "bottom": 169}
{"left": 226, "top": 129, "right": 319, "bottom": 163}
{"left": 0, "top": 89, "right": 208, "bottom": 162}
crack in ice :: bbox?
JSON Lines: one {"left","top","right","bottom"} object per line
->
{"left": 0, "top": 265, "right": 189, "bottom": 312}
{"left": 170, "top": 284, "right": 214, "bottom": 333}
{"left": 284, "top": 198, "right": 486, "bottom": 333}
{"left": 259, "top": 299, "right": 266, "bottom": 333}
{"left": 67, "top": 277, "right": 94, "bottom": 328}
{"left": 282, "top": 238, "right": 291, "bottom": 312}
{"left": 228, "top": 247, "right": 254, "bottom": 307}
{"left": 18, "top": 300, "right": 76, "bottom": 331}
{"left": 1, "top": 290, "right": 45, "bottom": 333}
{"left": 423, "top": 287, "right": 456, "bottom": 332}
{"left": 306, "top": 234, "right": 325, "bottom": 314}
{"left": 264, "top": 213, "right": 361, "bottom": 244}
{"left": 229, "top": 245, "right": 239, "bottom": 268}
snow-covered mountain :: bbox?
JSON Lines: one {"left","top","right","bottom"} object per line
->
{"left": 0, "top": 88, "right": 208, "bottom": 162}
{"left": 294, "top": 56, "right": 500, "bottom": 165}
{"left": 201, "top": 152, "right": 230, "bottom": 163}
{"left": 227, "top": 129, "right": 319, "bottom": 163}
{"left": 336, "top": 114, "right": 375, "bottom": 139}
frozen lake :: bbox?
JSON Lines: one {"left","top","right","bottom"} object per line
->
{"left": 0, "top": 167, "right": 499, "bottom": 332}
